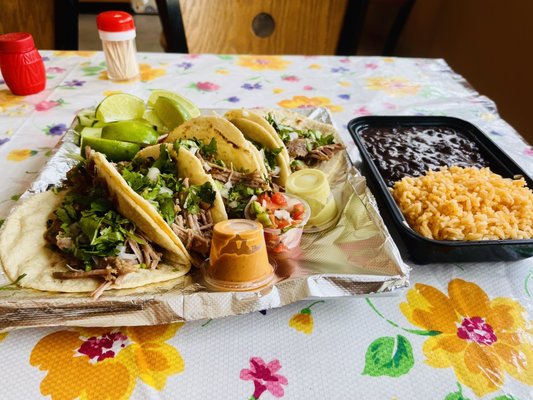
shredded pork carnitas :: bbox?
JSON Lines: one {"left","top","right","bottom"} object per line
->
{"left": 50, "top": 234, "right": 163, "bottom": 299}
{"left": 287, "top": 140, "right": 345, "bottom": 163}
{"left": 170, "top": 177, "right": 213, "bottom": 262}
{"left": 286, "top": 139, "right": 309, "bottom": 158}
{"left": 195, "top": 152, "right": 270, "bottom": 190}
{"left": 306, "top": 143, "right": 346, "bottom": 161}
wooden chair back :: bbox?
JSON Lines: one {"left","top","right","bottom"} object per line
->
{"left": 157, "top": 0, "right": 368, "bottom": 55}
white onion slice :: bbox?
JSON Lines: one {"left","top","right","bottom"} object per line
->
{"left": 159, "top": 186, "right": 173, "bottom": 195}
{"left": 274, "top": 209, "right": 291, "bottom": 220}
{"left": 220, "top": 186, "right": 229, "bottom": 199}
{"left": 147, "top": 167, "right": 160, "bottom": 182}
{"left": 286, "top": 197, "right": 300, "bottom": 208}
{"left": 117, "top": 246, "right": 139, "bottom": 261}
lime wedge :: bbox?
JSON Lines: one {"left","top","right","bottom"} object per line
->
{"left": 101, "top": 120, "right": 158, "bottom": 145}
{"left": 142, "top": 109, "right": 168, "bottom": 132}
{"left": 148, "top": 89, "right": 200, "bottom": 118}
{"left": 81, "top": 136, "right": 140, "bottom": 162}
{"left": 153, "top": 96, "right": 191, "bottom": 131}
{"left": 95, "top": 93, "right": 146, "bottom": 123}
{"left": 77, "top": 112, "right": 97, "bottom": 127}
{"left": 80, "top": 127, "right": 102, "bottom": 139}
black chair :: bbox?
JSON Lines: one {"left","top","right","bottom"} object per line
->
{"left": 55, "top": 0, "right": 79, "bottom": 50}
{"left": 382, "top": 0, "right": 416, "bottom": 56}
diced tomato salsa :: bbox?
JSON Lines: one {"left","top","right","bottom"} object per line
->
{"left": 253, "top": 192, "right": 306, "bottom": 230}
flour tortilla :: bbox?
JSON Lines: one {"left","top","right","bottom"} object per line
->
{"left": 224, "top": 109, "right": 290, "bottom": 165}
{"left": 92, "top": 144, "right": 227, "bottom": 263}
{"left": 254, "top": 108, "right": 347, "bottom": 178}
{"left": 225, "top": 111, "right": 291, "bottom": 187}
{"left": 136, "top": 143, "right": 228, "bottom": 223}
{"left": 92, "top": 150, "right": 192, "bottom": 265}
{"left": 0, "top": 190, "right": 190, "bottom": 293}
{"left": 165, "top": 116, "right": 267, "bottom": 175}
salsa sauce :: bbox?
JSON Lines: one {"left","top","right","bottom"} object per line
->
{"left": 359, "top": 125, "right": 490, "bottom": 186}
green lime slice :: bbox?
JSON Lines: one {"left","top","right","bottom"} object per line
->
{"left": 80, "top": 127, "right": 102, "bottom": 138}
{"left": 78, "top": 113, "right": 97, "bottom": 127}
{"left": 81, "top": 136, "right": 140, "bottom": 161}
{"left": 101, "top": 120, "right": 159, "bottom": 145}
{"left": 147, "top": 89, "right": 200, "bottom": 118}
{"left": 95, "top": 93, "right": 146, "bottom": 123}
{"left": 94, "top": 118, "right": 155, "bottom": 128}
{"left": 142, "top": 109, "right": 168, "bottom": 132}
{"left": 153, "top": 96, "right": 191, "bottom": 131}
{"left": 92, "top": 120, "right": 107, "bottom": 128}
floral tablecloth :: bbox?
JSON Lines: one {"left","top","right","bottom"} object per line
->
{"left": 0, "top": 51, "right": 531, "bottom": 400}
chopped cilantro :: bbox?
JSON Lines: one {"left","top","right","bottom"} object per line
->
{"left": 302, "top": 129, "right": 335, "bottom": 147}
{"left": 158, "top": 195, "right": 175, "bottom": 223}
{"left": 174, "top": 137, "right": 217, "bottom": 161}
{"left": 266, "top": 113, "right": 298, "bottom": 143}
{"left": 265, "top": 113, "right": 336, "bottom": 150}
{"left": 151, "top": 144, "right": 175, "bottom": 173}
{"left": 200, "top": 138, "right": 217, "bottom": 159}
{"left": 290, "top": 160, "right": 306, "bottom": 171}
{"left": 175, "top": 139, "right": 199, "bottom": 152}
{"left": 121, "top": 169, "right": 146, "bottom": 191}
{"left": 183, "top": 182, "right": 216, "bottom": 215}
{"left": 226, "top": 183, "right": 261, "bottom": 218}
{"left": 48, "top": 189, "right": 139, "bottom": 269}
{"left": 0, "top": 273, "right": 26, "bottom": 290}
{"left": 196, "top": 182, "right": 216, "bottom": 203}
{"left": 264, "top": 147, "right": 282, "bottom": 171}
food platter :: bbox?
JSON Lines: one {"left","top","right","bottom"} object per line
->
{"left": 349, "top": 116, "right": 533, "bottom": 263}
{"left": 0, "top": 107, "right": 409, "bottom": 332}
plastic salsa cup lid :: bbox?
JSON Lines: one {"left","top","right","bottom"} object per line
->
{"left": 97, "top": 11, "right": 136, "bottom": 32}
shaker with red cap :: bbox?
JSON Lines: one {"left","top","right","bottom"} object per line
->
{"left": 96, "top": 11, "right": 140, "bottom": 82}
{"left": 0, "top": 32, "right": 46, "bottom": 96}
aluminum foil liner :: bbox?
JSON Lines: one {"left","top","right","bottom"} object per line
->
{"left": 0, "top": 108, "right": 409, "bottom": 332}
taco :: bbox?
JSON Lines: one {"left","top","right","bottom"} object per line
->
{"left": 165, "top": 116, "right": 268, "bottom": 176}
{"left": 94, "top": 143, "right": 227, "bottom": 264}
{"left": 224, "top": 109, "right": 291, "bottom": 188}
{"left": 255, "top": 109, "right": 346, "bottom": 174}
{"left": 0, "top": 157, "right": 191, "bottom": 298}
{"left": 172, "top": 137, "right": 271, "bottom": 219}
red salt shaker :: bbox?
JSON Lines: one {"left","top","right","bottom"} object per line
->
{"left": 0, "top": 32, "right": 46, "bottom": 96}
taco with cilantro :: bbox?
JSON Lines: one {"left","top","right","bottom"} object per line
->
{"left": 255, "top": 109, "right": 346, "bottom": 174}
{"left": 224, "top": 109, "right": 291, "bottom": 188}
{"left": 164, "top": 116, "right": 268, "bottom": 177}
{"left": 173, "top": 137, "right": 271, "bottom": 219}
{"left": 0, "top": 153, "right": 191, "bottom": 298}
{"left": 93, "top": 143, "right": 227, "bottom": 265}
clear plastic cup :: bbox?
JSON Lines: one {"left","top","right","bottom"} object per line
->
{"left": 245, "top": 193, "right": 311, "bottom": 259}
{"left": 203, "top": 219, "right": 274, "bottom": 291}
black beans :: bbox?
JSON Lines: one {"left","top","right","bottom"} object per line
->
{"left": 360, "top": 126, "right": 489, "bottom": 186}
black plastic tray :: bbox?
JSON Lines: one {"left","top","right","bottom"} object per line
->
{"left": 348, "top": 116, "right": 533, "bottom": 264}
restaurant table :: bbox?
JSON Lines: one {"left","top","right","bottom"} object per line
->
{"left": 0, "top": 51, "right": 532, "bottom": 400}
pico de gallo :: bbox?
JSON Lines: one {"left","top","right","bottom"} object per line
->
{"left": 247, "top": 192, "right": 309, "bottom": 254}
